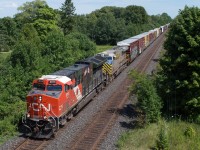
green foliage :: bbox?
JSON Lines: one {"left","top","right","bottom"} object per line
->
{"left": 195, "top": 115, "right": 200, "bottom": 124}
{"left": 155, "top": 122, "right": 169, "bottom": 150}
{"left": 0, "top": 117, "right": 17, "bottom": 140}
{"left": 129, "top": 71, "right": 162, "bottom": 123}
{"left": 60, "top": 0, "right": 75, "bottom": 35}
{"left": 124, "top": 5, "right": 148, "bottom": 24}
{"left": 96, "top": 45, "right": 113, "bottom": 53}
{"left": 15, "top": 0, "right": 59, "bottom": 39}
{"left": 74, "top": 5, "right": 172, "bottom": 45}
{"left": 0, "top": 101, "right": 26, "bottom": 144}
{"left": 117, "top": 120, "right": 200, "bottom": 150}
{"left": 43, "top": 29, "right": 71, "bottom": 71}
{"left": 0, "top": 52, "right": 11, "bottom": 66}
{"left": 94, "top": 13, "right": 117, "bottom": 45}
{"left": 66, "top": 32, "right": 96, "bottom": 53}
{"left": 157, "top": 6, "right": 200, "bottom": 117}
{"left": 10, "top": 24, "right": 43, "bottom": 70}
{"left": 0, "top": 17, "right": 17, "bottom": 52}
{"left": 184, "top": 126, "right": 196, "bottom": 138}
{"left": 150, "top": 13, "right": 172, "bottom": 26}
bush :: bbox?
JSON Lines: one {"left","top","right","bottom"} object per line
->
{"left": 184, "top": 126, "right": 196, "bottom": 138}
{"left": 155, "top": 122, "right": 169, "bottom": 150}
{"left": 129, "top": 71, "right": 162, "bottom": 123}
{"left": 0, "top": 116, "right": 17, "bottom": 144}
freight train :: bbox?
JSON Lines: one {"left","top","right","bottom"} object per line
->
{"left": 22, "top": 24, "right": 169, "bottom": 138}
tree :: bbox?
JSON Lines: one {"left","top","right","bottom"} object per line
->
{"left": 15, "top": 0, "right": 59, "bottom": 38}
{"left": 0, "top": 17, "right": 17, "bottom": 52}
{"left": 60, "top": 0, "right": 75, "bottom": 35}
{"left": 157, "top": 6, "right": 200, "bottom": 118}
{"left": 129, "top": 71, "right": 162, "bottom": 123}
{"left": 124, "top": 5, "right": 148, "bottom": 25}
{"left": 94, "top": 13, "right": 117, "bottom": 44}
{"left": 43, "top": 29, "right": 72, "bottom": 71}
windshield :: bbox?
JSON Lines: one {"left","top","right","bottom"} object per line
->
{"left": 33, "top": 83, "right": 45, "bottom": 90}
{"left": 107, "top": 56, "right": 112, "bottom": 60}
{"left": 47, "top": 85, "right": 62, "bottom": 91}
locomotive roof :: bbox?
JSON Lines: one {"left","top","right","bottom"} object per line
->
{"left": 76, "top": 55, "right": 107, "bottom": 69}
{"left": 52, "top": 64, "right": 89, "bottom": 77}
{"left": 39, "top": 75, "right": 71, "bottom": 84}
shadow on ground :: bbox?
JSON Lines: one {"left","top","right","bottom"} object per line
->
{"left": 117, "top": 104, "right": 139, "bottom": 129}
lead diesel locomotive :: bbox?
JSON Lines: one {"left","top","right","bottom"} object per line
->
{"left": 22, "top": 24, "right": 169, "bottom": 138}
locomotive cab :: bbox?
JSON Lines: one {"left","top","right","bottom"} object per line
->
{"left": 23, "top": 75, "right": 73, "bottom": 138}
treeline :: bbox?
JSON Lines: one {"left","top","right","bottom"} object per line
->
{"left": 158, "top": 6, "right": 200, "bottom": 121}
{"left": 72, "top": 6, "right": 171, "bottom": 45}
{"left": 0, "top": 1, "right": 172, "bottom": 52}
{"left": 0, "top": 0, "right": 171, "bottom": 143}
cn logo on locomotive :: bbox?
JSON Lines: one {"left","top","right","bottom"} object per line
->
{"left": 31, "top": 103, "right": 51, "bottom": 112}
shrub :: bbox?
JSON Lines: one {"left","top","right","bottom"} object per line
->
{"left": 184, "top": 126, "right": 196, "bottom": 138}
{"left": 155, "top": 122, "right": 169, "bottom": 150}
{"left": 129, "top": 71, "right": 162, "bottom": 123}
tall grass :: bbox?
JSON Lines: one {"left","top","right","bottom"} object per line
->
{"left": 96, "top": 45, "right": 113, "bottom": 53}
{"left": 117, "top": 119, "right": 200, "bottom": 150}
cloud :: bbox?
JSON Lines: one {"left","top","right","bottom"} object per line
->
{"left": 0, "top": 1, "right": 18, "bottom": 9}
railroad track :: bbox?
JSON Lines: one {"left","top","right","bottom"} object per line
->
{"left": 14, "top": 138, "right": 48, "bottom": 150}
{"left": 12, "top": 32, "right": 165, "bottom": 150}
{"left": 66, "top": 33, "right": 166, "bottom": 150}
{"left": 67, "top": 77, "right": 130, "bottom": 150}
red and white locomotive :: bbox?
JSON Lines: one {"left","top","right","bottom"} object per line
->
{"left": 22, "top": 24, "right": 169, "bottom": 138}
{"left": 23, "top": 55, "right": 107, "bottom": 138}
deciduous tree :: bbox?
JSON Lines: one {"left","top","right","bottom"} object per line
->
{"left": 60, "top": 0, "right": 75, "bottom": 35}
{"left": 157, "top": 6, "right": 200, "bottom": 118}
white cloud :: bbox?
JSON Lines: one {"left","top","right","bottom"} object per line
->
{"left": 0, "top": 1, "right": 18, "bottom": 9}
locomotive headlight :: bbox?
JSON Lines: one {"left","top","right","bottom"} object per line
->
{"left": 38, "top": 96, "right": 42, "bottom": 102}
{"left": 27, "top": 113, "right": 30, "bottom": 118}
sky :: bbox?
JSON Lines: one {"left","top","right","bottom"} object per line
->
{"left": 0, "top": 0, "right": 200, "bottom": 19}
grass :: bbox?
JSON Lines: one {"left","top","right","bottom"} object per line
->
{"left": 96, "top": 45, "right": 113, "bottom": 53}
{"left": 117, "top": 119, "right": 200, "bottom": 150}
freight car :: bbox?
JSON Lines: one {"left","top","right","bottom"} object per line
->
{"left": 117, "top": 38, "right": 139, "bottom": 64}
{"left": 22, "top": 24, "right": 169, "bottom": 138}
